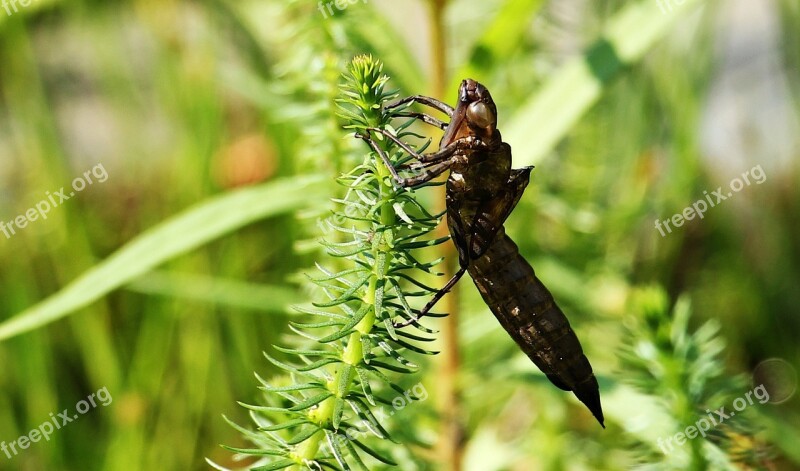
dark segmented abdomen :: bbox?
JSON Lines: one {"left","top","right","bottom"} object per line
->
{"left": 467, "top": 229, "right": 604, "bottom": 425}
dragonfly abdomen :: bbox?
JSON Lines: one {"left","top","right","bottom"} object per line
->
{"left": 467, "top": 229, "right": 604, "bottom": 426}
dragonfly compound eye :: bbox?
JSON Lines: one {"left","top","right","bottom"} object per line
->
{"left": 466, "top": 101, "right": 495, "bottom": 129}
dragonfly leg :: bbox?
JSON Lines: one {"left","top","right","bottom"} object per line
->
{"left": 357, "top": 134, "right": 458, "bottom": 188}
{"left": 394, "top": 266, "right": 467, "bottom": 328}
{"left": 366, "top": 127, "right": 487, "bottom": 164}
{"left": 357, "top": 133, "right": 408, "bottom": 184}
{"left": 393, "top": 111, "right": 447, "bottom": 130}
{"left": 397, "top": 159, "right": 457, "bottom": 187}
{"left": 385, "top": 95, "right": 454, "bottom": 117}
{"left": 396, "top": 155, "right": 441, "bottom": 171}
{"left": 366, "top": 127, "right": 451, "bottom": 164}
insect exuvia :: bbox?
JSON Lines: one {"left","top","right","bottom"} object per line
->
{"left": 358, "top": 79, "right": 604, "bottom": 427}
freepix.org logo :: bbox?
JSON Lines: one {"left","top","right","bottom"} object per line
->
{"left": 656, "top": 384, "right": 769, "bottom": 455}
{"left": 317, "top": 0, "right": 369, "bottom": 19}
{"left": 1, "top": 386, "right": 113, "bottom": 461}
{"left": 1, "top": 163, "right": 109, "bottom": 240}
{"left": 654, "top": 164, "right": 766, "bottom": 237}
{"left": 2, "top": 0, "right": 36, "bottom": 17}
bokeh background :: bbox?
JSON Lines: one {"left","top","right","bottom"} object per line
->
{"left": 0, "top": 0, "right": 798, "bottom": 470}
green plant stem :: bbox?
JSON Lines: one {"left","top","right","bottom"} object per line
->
{"left": 228, "top": 55, "right": 445, "bottom": 471}
{"left": 296, "top": 85, "right": 401, "bottom": 470}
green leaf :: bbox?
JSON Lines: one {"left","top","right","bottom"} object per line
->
{"left": 296, "top": 358, "right": 341, "bottom": 373}
{"left": 325, "top": 430, "right": 351, "bottom": 471}
{"left": 346, "top": 398, "right": 391, "bottom": 440}
{"left": 289, "top": 392, "right": 335, "bottom": 412}
{"left": 286, "top": 425, "right": 323, "bottom": 446}
{"left": 0, "top": 175, "right": 326, "bottom": 342}
{"left": 354, "top": 367, "right": 376, "bottom": 406}
{"left": 505, "top": 0, "right": 705, "bottom": 166}
{"left": 450, "top": 0, "right": 547, "bottom": 89}
{"left": 312, "top": 273, "right": 371, "bottom": 308}
{"left": 250, "top": 460, "right": 297, "bottom": 471}
{"left": 125, "top": 270, "right": 297, "bottom": 312}
{"left": 219, "top": 446, "right": 288, "bottom": 457}
{"left": 260, "top": 418, "right": 312, "bottom": 432}
{"left": 351, "top": 438, "right": 398, "bottom": 466}
{"left": 256, "top": 379, "right": 324, "bottom": 394}
{"left": 317, "top": 304, "right": 371, "bottom": 343}
{"left": 340, "top": 437, "right": 370, "bottom": 471}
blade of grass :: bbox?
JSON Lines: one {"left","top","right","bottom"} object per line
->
{"left": 125, "top": 271, "right": 298, "bottom": 312}
{"left": 350, "top": 5, "right": 426, "bottom": 93}
{"left": 448, "top": 0, "right": 546, "bottom": 91}
{"left": 506, "top": 0, "right": 705, "bottom": 166}
{"left": 205, "top": 0, "right": 274, "bottom": 81}
{"left": 0, "top": 175, "right": 325, "bottom": 342}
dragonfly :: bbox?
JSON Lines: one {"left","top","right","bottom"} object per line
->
{"left": 358, "top": 79, "right": 604, "bottom": 427}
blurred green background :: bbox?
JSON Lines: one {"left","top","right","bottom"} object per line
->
{"left": 0, "top": 0, "right": 798, "bottom": 470}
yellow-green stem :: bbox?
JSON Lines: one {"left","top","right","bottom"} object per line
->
{"left": 297, "top": 104, "right": 398, "bottom": 468}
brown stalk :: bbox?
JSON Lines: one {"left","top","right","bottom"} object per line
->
{"left": 426, "top": 1, "right": 464, "bottom": 470}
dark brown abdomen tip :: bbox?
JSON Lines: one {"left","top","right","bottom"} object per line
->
{"left": 573, "top": 376, "right": 605, "bottom": 428}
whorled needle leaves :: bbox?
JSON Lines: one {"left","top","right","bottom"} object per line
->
{"left": 219, "top": 55, "right": 446, "bottom": 471}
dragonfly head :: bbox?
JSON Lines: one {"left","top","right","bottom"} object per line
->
{"left": 441, "top": 79, "right": 499, "bottom": 147}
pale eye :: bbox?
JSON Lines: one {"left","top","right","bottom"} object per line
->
{"left": 466, "top": 102, "right": 495, "bottom": 128}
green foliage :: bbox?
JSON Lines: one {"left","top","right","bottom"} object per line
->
{"left": 1, "top": 1, "right": 798, "bottom": 470}
{"left": 0, "top": 176, "right": 325, "bottom": 341}
{"left": 620, "top": 287, "right": 769, "bottom": 470}
{"left": 216, "top": 56, "right": 445, "bottom": 471}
